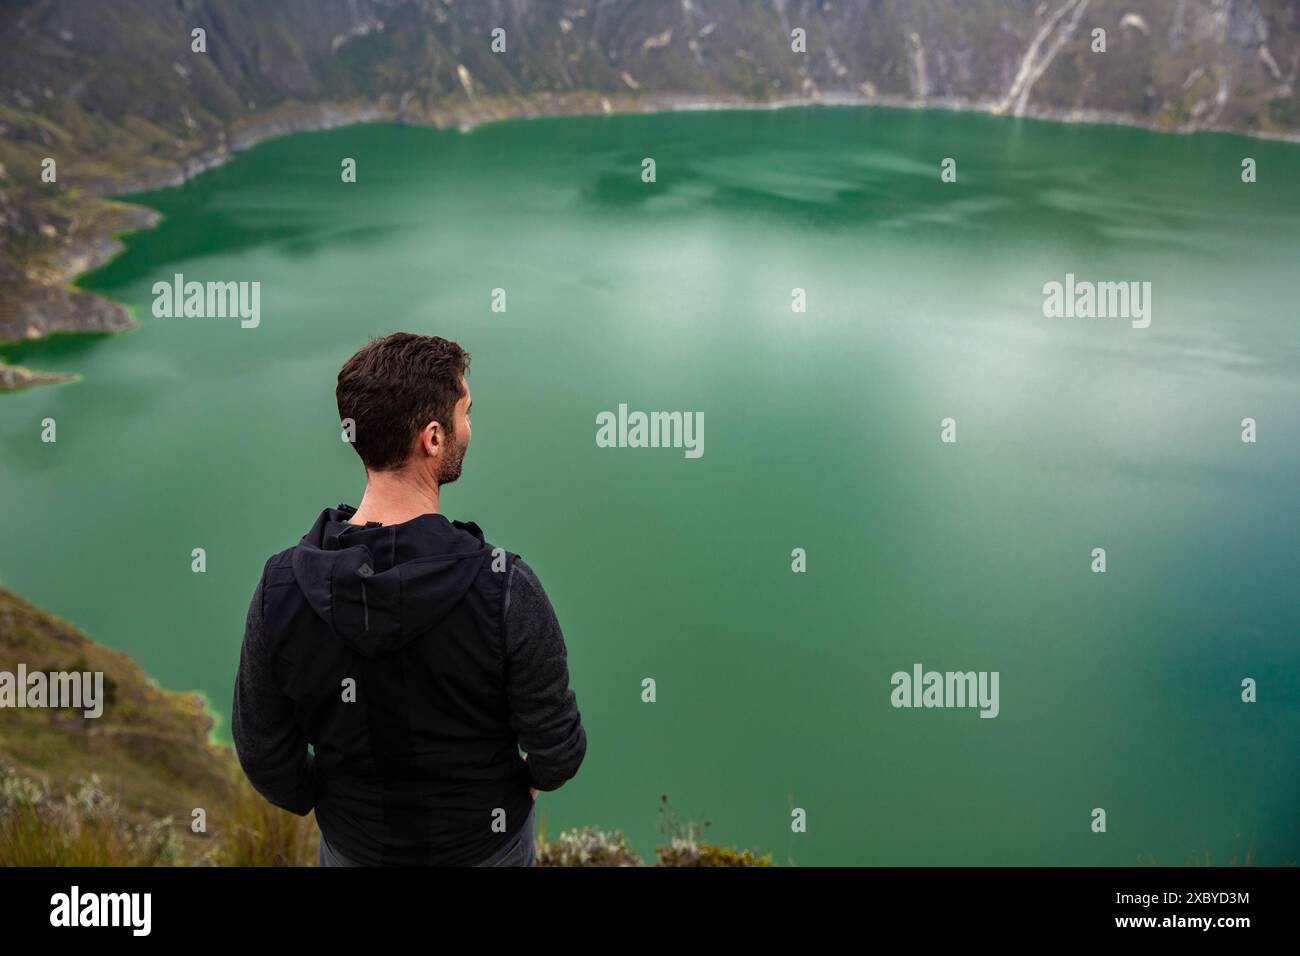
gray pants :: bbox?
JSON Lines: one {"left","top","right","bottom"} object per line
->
{"left": 318, "top": 802, "right": 537, "bottom": 867}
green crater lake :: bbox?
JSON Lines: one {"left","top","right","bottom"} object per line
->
{"left": 3, "top": 106, "right": 1298, "bottom": 865}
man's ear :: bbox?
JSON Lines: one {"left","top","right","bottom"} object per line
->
{"left": 418, "top": 421, "right": 441, "bottom": 458}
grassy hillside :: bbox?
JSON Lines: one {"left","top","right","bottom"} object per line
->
{"left": 0, "top": 586, "right": 247, "bottom": 862}
{"left": 0, "top": 587, "right": 233, "bottom": 818}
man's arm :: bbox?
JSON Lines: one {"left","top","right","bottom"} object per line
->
{"left": 231, "top": 570, "right": 316, "bottom": 815}
{"left": 503, "top": 557, "right": 587, "bottom": 791}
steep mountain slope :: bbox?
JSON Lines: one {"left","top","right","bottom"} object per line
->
{"left": 0, "top": 586, "right": 238, "bottom": 860}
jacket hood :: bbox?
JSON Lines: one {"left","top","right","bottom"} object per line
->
{"left": 290, "top": 504, "right": 494, "bottom": 658}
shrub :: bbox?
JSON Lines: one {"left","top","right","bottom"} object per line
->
{"left": 536, "top": 825, "right": 642, "bottom": 866}
{"left": 0, "top": 764, "right": 181, "bottom": 866}
{"left": 652, "top": 793, "right": 774, "bottom": 867}
{"left": 212, "top": 777, "right": 319, "bottom": 867}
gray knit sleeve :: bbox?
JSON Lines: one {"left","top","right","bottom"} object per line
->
{"left": 503, "top": 557, "right": 587, "bottom": 791}
{"left": 231, "top": 569, "right": 317, "bottom": 815}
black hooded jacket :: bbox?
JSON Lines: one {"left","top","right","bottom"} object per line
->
{"left": 231, "top": 504, "right": 587, "bottom": 866}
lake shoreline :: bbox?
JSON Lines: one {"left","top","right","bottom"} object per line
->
{"left": 3, "top": 88, "right": 1298, "bottom": 390}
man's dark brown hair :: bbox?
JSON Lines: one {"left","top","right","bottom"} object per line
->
{"left": 336, "top": 333, "right": 470, "bottom": 471}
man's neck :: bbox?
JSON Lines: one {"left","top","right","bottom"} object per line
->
{"left": 348, "top": 468, "right": 441, "bottom": 526}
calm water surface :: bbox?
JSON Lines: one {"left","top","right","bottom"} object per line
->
{"left": 3, "top": 107, "right": 1297, "bottom": 864}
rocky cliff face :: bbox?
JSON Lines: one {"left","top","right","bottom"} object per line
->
{"left": 3, "top": 0, "right": 1293, "bottom": 143}
{"left": 1, "top": 0, "right": 1297, "bottom": 378}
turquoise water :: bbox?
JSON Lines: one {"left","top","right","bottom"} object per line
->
{"left": 2, "top": 106, "right": 1298, "bottom": 864}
